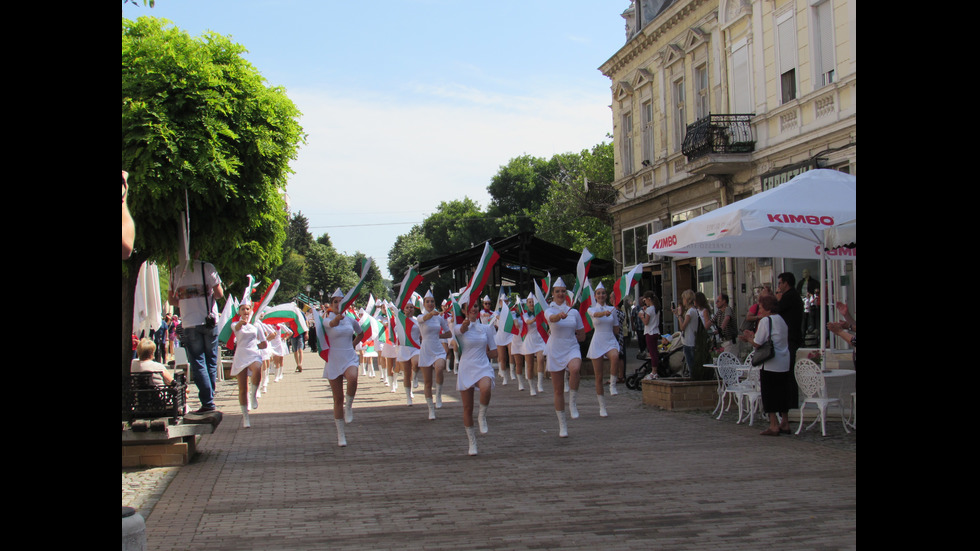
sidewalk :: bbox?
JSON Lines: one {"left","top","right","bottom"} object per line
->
{"left": 126, "top": 348, "right": 856, "bottom": 551}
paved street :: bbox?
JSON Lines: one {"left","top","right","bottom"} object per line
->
{"left": 129, "top": 349, "right": 856, "bottom": 551}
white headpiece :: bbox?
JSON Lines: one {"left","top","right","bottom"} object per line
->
{"left": 553, "top": 277, "right": 567, "bottom": 289}
{"left": 424, "top": 289, "right": 434, "bottom": 299}
{"left": 331, "top": 288, "right": 344, "bottom": 298}
{"left": 482, "top": 295, "right": 491, "bottom": 302}
{"left": 595, "top": 281, "right": 605, "bottom": 290}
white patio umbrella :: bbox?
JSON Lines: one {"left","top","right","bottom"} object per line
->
{"left": 646, "top": 168, "right": 856, "bottom": 350}
{"left": 133, "top": 260, "right": 163, "bottom": 339}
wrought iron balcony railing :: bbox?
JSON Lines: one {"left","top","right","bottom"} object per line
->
{"left": 681, "top": 114, "right": 755, "bottom": 161}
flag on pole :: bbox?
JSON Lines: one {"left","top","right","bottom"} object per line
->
{"left": 457, "top": 241, "right": 500, "bottom": 311}
{"left": 217, "top": 296, "right": 240, "bottom": 345}
{"left": 365, "top": 294, "right": 378, "bottom": 317}
{"left": 392, "top": 309, "right": 421, "bottom": 348}
{"left": 570, "top": 247, "right": 594, "bottom": 306}
{"left": 336, "top": 257, "right": 373, "bottom": 313}
{"left": 540, "top": 272, "right": 551, "bottom": 297}
{"left": 501, "top": 305, "right": 520, "bottom": 336}
{"left": 577, "top": 278, "right": 594, "bottom": 333}
{"left": 394, "top": 266, "right": 423, "bottom": 310}
{"left": 531, "top": 279, "right": 551, "bottom": 343}
{"left": 612, "top": 264, "right": 643, "bottom": 307}
{"left": 241, "top": 275, "right": 260, "bottom": 304}
{"left": 259, "top": 302, "right": 309, "bottom": 336}
{"left": 254, "top": 279, "right": 281, "bottom": 318}
{"left": 312, "top": 307, "right": 331, "bottom": 362}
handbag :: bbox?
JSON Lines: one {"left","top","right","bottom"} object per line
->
{"left": 751, "top": 316, "right": 775, "bottom": 366}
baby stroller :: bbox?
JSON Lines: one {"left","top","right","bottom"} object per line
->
{"left": 624, "top": 332, "right": 687, "bottom": 389}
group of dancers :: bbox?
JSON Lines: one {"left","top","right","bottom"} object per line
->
{"left": 228, "top": 277, "right": 626, "bottom": 456}
{"left": 227, "top": 301, "right": 295, "bottom": 429}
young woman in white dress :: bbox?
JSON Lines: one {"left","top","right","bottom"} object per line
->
{"left": 321, "top": 289, "right": 363, "bottom": 447}
{"left": 271, "top": 323, "right": 292, "bottom": 383}
{"left": 545, "top": 278, "right": 586, "bottom": 437}
{"left": 396, "top": 302, "right": 421, "bottom": 406}
{"left": 230, "top": 302, "right": 274, "bottom": 428}
{"left": 492, "top": 296, "right": 521, "bottom": 389}
{"left": 417, "top": 291, "right": 452, "bottom": 419}
{"left": 507, "top": 298, "right": 529, "bottom": 392}
{"left": 455, "top": 301, "right": 497, "bottom": 455}
{"left": 521, "top": 293, "right": 547, "bottom": 395}
{"left": 585, "top": 282, "right": 620, "bottom": 417}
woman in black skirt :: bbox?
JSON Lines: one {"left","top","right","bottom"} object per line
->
{"left": 740, "top": 294, "right": 794, "bottom": 436}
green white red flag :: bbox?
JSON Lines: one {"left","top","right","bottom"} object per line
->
{"left": 577, "top": 278, "right": 594, "bottom": 333}
{"left": 570, "top": 247, "right": 595, "bottom": 306}
{"left": 392, "top": 309, "right": 420, "bottom": 348}
{"left": 612, "top": 264, "right": 643, "bottom": 307}
{"left": 338, "top": 257, "right": 373, "bottom": 313}
{"left": 394, "top": 267, "right": 423, "bottom": 310}
{"left": 259, "top": 302, "right": 308, "bottom": 336}
{"left": 531, "top": 279, "right": 550, "bottom": 343}
{"left": 241, "top": 275, "right": 260, "bottom": 304}
{"left": 254, "top": 279, "right": 280, "bottom": 318}
{"left": 217, "top": 296, "right": 240, "bottom": 346}
{"left": 458, "top": 241, "right": 500, "bottom": 311}
{"left": 312, "top": 307, "right": 331, "bottom": 362}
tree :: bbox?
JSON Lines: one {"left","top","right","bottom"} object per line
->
{"left": 387, "top": 225, "right": 433, "bottom": 281}
{"left": 121, "top": 16, "right": 305, "bottom": 377}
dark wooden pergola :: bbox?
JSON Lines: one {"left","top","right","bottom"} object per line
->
{"left": 415, "top": 232, "right": 614, "bottom": 299}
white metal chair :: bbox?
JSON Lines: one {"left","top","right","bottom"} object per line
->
{"left": 846, "top": 392, "right": 856, "bottom": 430}
{"left": 794, "top": 359, "right": 851, "bottom": 436}
{"left": 713, "top": 352, "right": 741, "bottom": 417}
{"left": 734, "top": 366, "right": 762, "bottom": 425}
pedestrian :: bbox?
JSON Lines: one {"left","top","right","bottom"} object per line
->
{"left": 522, "top": 293, "right": 547, "bottom": 395}
{"left": 545, "top": 278, "right": 586, "bottom": 437}
{"left": 638, "top": 291, "right": 661, "bottom": 377}
{"left": 585, "top": 282, "right": 620, "bottom": 414}
{"left": 396, "top": 302, "right": 421, "bottom": 406}
{"left": 739, "top": 294, "right": 793, "bottom": 436}
{"left": 321, "top": 289, "right": 363, "bottom": 447}
{"left": 417, "top": 291, "right": 452, "bottom": 419}
{"left": 168, "top": 256, "right": 224, "bottom": 414}
{"left": 674, "top": 290, "right": 698, "bottom": 378}
{"left": 454, "top": 300, "right": 497, "bottom": 455}
{"left": 713, "top": 294, "right": 737, "bottom": 355}
{"left": 230, "top": 302, "right": 272, "bottom": 428}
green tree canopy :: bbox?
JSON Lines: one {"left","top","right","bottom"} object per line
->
{"left": 121, "top": 16, "right": 305, "bottom": 375}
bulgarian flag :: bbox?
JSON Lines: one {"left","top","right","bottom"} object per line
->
{"left": 515, "top": 299, "right": 530, "bottom": 340}
{"left": 501, "top": 304, "right": 520, "bottom": 336}
{"left": 540, "top": 272, "right": 551, "bottom": 298}
{"left": 394, "top": 266, "right": 424, "bottom": 310}
{"left": 254, "top": 279, "right": 281, "bottom": 318}
{"left": 365, "top": 294, "right": 379, "bottom": 318}
{"left": 577, "top": 278, "right": 594, "bottom": 333}
{"left": 358, "top": 312, "right": 384, "bottom": 345}
{"left": 458, "top": 241, "right": 500, "bottom": 311}
{"left": 338, "top": 257, "right": 373, "bottom": 313}
{"left": 260, "top": 302, "right": 309, "bottom": 336}
{"left": 312, "top": 306, "right": 331, "bottom": 362}
{"left": 241, "top": 275, "right": 260, "bottom": 304}
{"left": 612, "top": 264, "right": 643, "bottom": 307}
{"left": 217, "top": 296, "right": 240, "bottom": 346}
{"left": 392, "top": 309, "right": 420, "bottom": 348}
{"left": 531, "top": 279, "right": 551, "bottom": 343}
{"left": 570, "top": 247, "right": 594, "bottom": 306}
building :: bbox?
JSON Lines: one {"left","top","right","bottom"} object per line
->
{"left": 598, "top": 0, "right": 855, "bottom": 336}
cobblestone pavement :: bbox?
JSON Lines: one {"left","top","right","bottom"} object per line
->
{"left": 124, "top": 348, "right": 855, "bottom": 550}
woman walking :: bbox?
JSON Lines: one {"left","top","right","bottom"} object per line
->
{"left": 396, "top": 302, "right": 421, "bottom": 406}
{"left": 230, "top": 302, "right": 273, "bottom": 428}
{"left": 585, "top": 283, "right": 619, "bottom": 416}
{"left": 674, "top": 290, "right": 698, "bottom": 378}
{"left": 638, "top": 291, "right": 661, "bottom": 378}
{"left": 321, "top": 289, "right": 363, "bottom": 447}
{"left": 417, "top": 291, "right": 452, "bottom": 419}
{"left": 545, "top": 278, "right": 586, "bottom": 437}
{"left": 522, "top": 293, "right": 547, "bottom": 394}
{"left": 455, "top": 301, "right": 497, "bottom": 455}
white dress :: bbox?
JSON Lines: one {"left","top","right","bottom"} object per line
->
{"left": 321, "top": 313, "right": 360, "bottom": 380}
{"left": 231, "top": 322, "right": 266, "bottom": 376}
{"left": 586, "top": 304, "right": 620, "bottom": 359}
{"left": 270, "top": 325, "right": 290, "bottom": 357}
{"left": 544, "top": 305, "right": 584, "bottom": 370}
{"left": 455, "top": 322, "right": 497, "bottom": 391}
{"left": 521, "top": 312, "right": 546, "bottom": 354}
{"left": 493, "top": 310, "right": 515, "bottom": 347}
{"left": 417, "top": 311, "right": 449, "bottom": 367}
{"left": 396, "top": 318, "right": 421, "bottom": 362}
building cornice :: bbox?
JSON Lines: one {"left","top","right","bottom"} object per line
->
{"left": 599, "top": 0, "right": 711, "bottom": 79}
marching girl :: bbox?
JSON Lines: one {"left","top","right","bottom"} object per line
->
{"left": 271, "top": 323, "right": 292, "bottom": 383}
{"left": 417, "top": 291, "right": 452, "bottom": 419}
{"left": 321, "top": 289, "right": 363, "bottom": 447}
{"left": 396, "top": 302, "right": 421, "bottom": 406}
{"left": 545, "top": 278, "right": 586, "bottom": 437}
{"left": 230, "top": 302, "right": 274, "bottom": 428}
{"left": 585, "top": 282, "right": 620, "bottom": 417}
{"left": 508, "top": 297, "right": 529, "bottom": 393}
{"left": 455, "top": 300, "right": 497, "bottom": 455}
{"left": 492, "top": 296, "right": 518, "bottom": 389}
{"left": 522, "top": 293, "right": 547, "bottom": 395}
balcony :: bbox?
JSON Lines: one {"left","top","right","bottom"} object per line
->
{"left": 681, "top": 114, "right": 755, "bottom": 175}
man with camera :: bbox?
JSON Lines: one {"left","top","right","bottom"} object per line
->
{"left": 169, "top": 257, "right": 224, "bottom": 413}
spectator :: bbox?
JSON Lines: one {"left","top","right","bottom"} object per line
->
{"left": 132, "top": 338, "right": 175, "bottom": 387}
{"left": 638, "top": 291, "right": 661, "bottom": 376}
{"left": 776, "top": 272, "right": 805, "bottom": 375}
{"left": 169, "top": 256, "right": 224, "bottom": 414}
{"left": 713, "top": 294, "right": 737, "bottom": 354}
{"left": 739, "top": 294, "right": 793, "bottom": 436}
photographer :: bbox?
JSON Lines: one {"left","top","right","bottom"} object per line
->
{"left": 169, "top": 256, "right": 224, "bottom": 413}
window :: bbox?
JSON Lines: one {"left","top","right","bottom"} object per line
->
{"left": 672, "top": 79, "right": 685, "bottom": 152}
{"left": 812, "top": 0, "right": 836, "bottom": 86}
{"left": 776, "top": 11, "right": 798, "bottom": 104}
{"left": 621, "top": 112, "right": 634, "bottom": 176}
{"left": 641, "top": 100, "right": 654, "bottom": 164}
{"left": 622, "top": 221, "right": 657, "bottom": 266}
{"left": 694, "top": 64, "right": 709, "bottom": 120}
{"left": 731, "top": 39, "right": 751, "bottom": 113}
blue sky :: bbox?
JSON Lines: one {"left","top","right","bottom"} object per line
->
{"left": 125, "top": 1, "right": 629, "bottom": 280}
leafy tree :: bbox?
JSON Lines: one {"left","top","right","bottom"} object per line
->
{"left": 387, "top": 225, "right": 433, "bottom": 281}
{"left": 284, "top": 212, "right": 315, "bottom": 256}
{"left": 121, "top": 16, "right": 305, "bottom": 376}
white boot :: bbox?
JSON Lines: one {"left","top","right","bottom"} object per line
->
{"left": 368, "top": 363, "right": 376, "bottom": 377}
{"left": 510, "top": 366, "right": 516, "bottom": 380}
{"left": 478, "top": 404, "right": 489, "bottom": 434}
{"left": 499, "top": 366, "right": 508, "bottom": 385}
{"left": 413, "top": 370, "right": 420, "bottom": 389}
{"left": 249, "top": 384, "right": 259, "bottom": 411}
{"left": 241, "top": 405, "right": 251, "bottom": 428}
{"left": 466, "top": 426, "right": 478, "bottom": 456}
{"left": 569, "top": 390, "right": 579, "bottom": 419}
{"left": 335, "top": 418, "right": 347, "bottom": 447}
{"left": 344, "top": 394, "right": 354, "bottom": 423}
{"left": 517, "top": 373, "right": 525, "bottom": 391}
{"left": 390, "top": 375, "right": 398, "bottom": 393}
{"left": 598, "top": 394, "right": 608, "bottom": 417}
{"left": 537, "top": 372, "right": 545, "bottom": 393}
{"left": 426, "top": 397, "right": 436, "bottom": 420}
{"left": 405, "top": 386, "right": 413, "bottom": 406}
{"left": 435, "top": 383, "right": 443, "bottom": 408}
{"left": 564, "top": 371, "right": 570, "bottom": 393}
{"left": 609, "top": 375, "right": 618, "bottom": 396}
{"left": 275, "top": 366, "right": 283, "bottom": 382}
{"left": 529, "top": 376, "right": 537, "bottom": 396}
{"left": 556, "top": 410, "right": 568, "bottom": 438}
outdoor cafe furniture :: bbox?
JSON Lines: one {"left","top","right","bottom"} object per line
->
{"left": 794, "top": 359, "right": 852, "bottom": 437}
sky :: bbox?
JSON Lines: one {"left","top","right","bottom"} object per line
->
{"left": 125, "top": 0, "right": 629, "bottom": 280}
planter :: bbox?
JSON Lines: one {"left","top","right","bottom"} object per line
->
{"left": 642, "top": 378, "right": 718, "bottom": 411}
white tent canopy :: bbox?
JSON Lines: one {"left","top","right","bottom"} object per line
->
{"left": 647, "top": 169, "right": 856, "bottom": 260}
